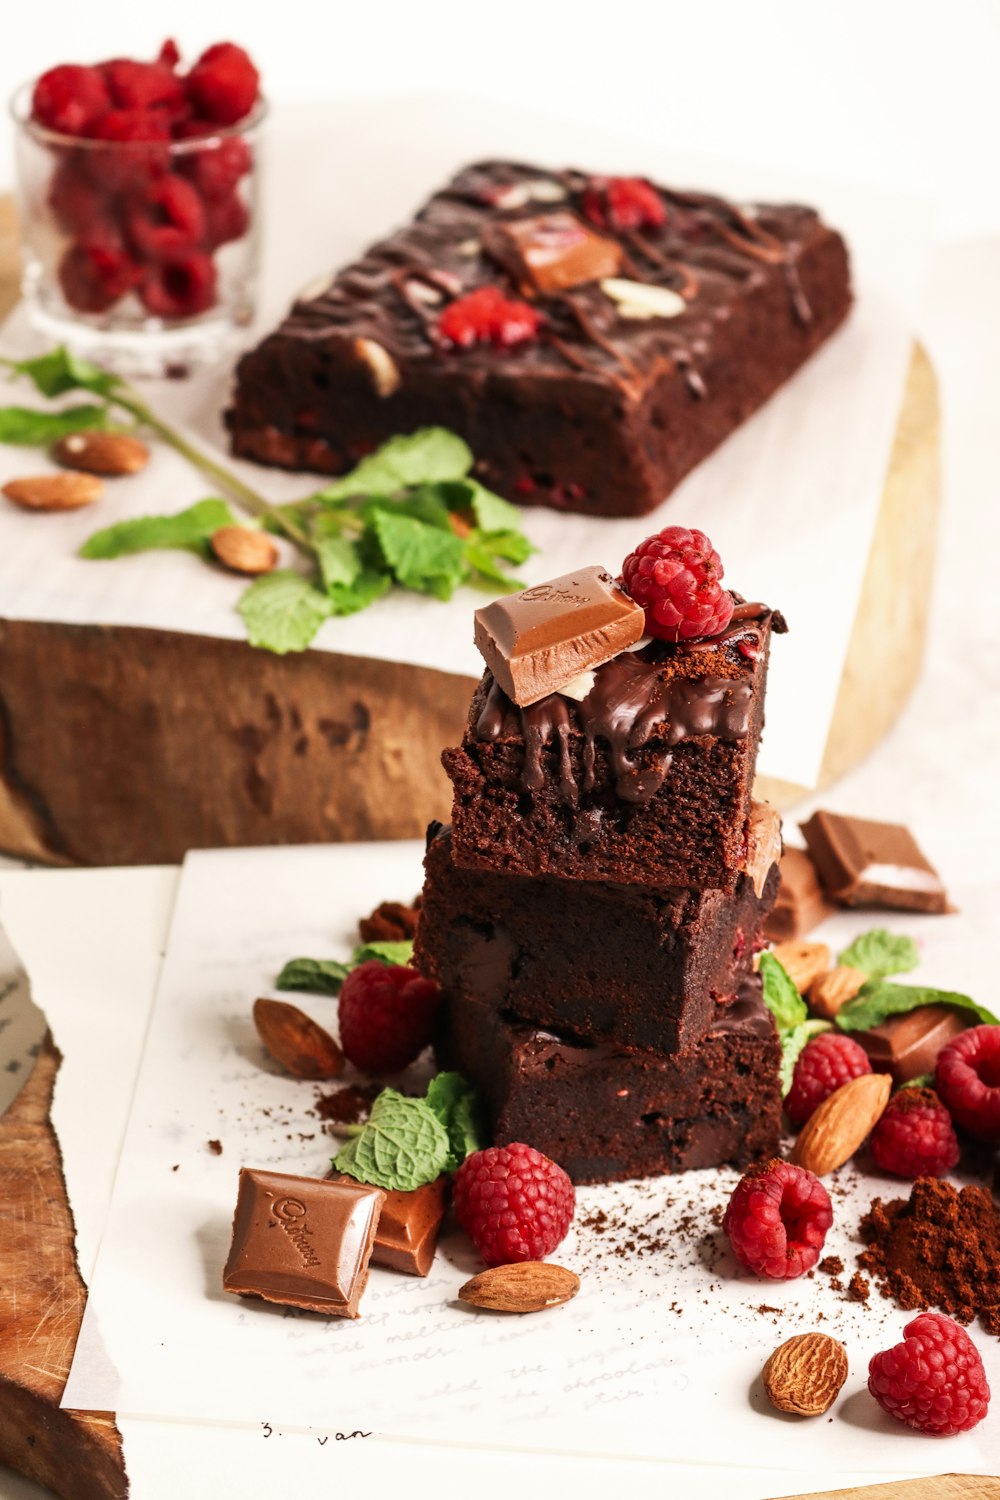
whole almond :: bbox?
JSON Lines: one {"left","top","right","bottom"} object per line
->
{"left": 458, "top": 1262, "right": 580, "bottom": 1314}
{"left": 770, "top": 941, "right": 831, "bottom": 994}
{"left": 763, "top": 1332, "right": 848, "bottom": 1415}
{"left": 3, "top": 472, "right": 103, "bottom": 511}
{"left": 809, "top": 964, "right": 866, "bottom": 1021}
{"left": 211, "top": 526, "right": 279, "bottom": 576}
{"left": 253, "top": 997, "right": 344, "bottom": 1080}
{"left": 53, "top": 430, "right": 149, "bottom": 476}
{"left": 791, "top": 1071, "right": 892, "bottom": 1176}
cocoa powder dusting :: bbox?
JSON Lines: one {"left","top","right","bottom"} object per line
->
{"left": 858, "top": 1177, "right": 1000, "bottom": 1334}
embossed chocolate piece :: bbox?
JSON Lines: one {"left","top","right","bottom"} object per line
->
{"left": 223, "top": 1168, "right": 384, "bottom": 1317}
{"left": 855, "top": 1005, "right": 968, "bottom": 1084}
{"left": 800, "top": 811, "right": 951, "bottom": 914}
{"left": 764, "top": 847, "right": 838, "bottom": 941}
{"left": 482, "top": 211, "right": 623, "bottom": 294}
{"left": 474, "top": 565, "right": 645, "bottom": 707}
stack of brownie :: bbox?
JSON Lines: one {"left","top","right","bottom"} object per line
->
{"left": 415, "top": 563, "right": 787, "bottom": 1184}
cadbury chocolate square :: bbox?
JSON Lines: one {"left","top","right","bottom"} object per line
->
{"left": 223, "top": 1168, "right": 384, "bottom": 1317}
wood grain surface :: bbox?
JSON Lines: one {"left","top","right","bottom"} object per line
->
{"left": 0, "top": 197, "right": 940, "bottom": 865}
{"left": 0, "top": 1037, "right": 126, "bottom": 1498}
{"left": 772, "top": 1479, "right": 999, "bottom": 1500}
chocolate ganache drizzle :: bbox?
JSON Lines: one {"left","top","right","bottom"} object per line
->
{"left": 476, "top": 601, "right": 780, "bottom": 807}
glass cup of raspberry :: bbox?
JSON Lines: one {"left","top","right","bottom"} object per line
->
{"left": 9, "top": 59, "right": 265, "bottom": 376}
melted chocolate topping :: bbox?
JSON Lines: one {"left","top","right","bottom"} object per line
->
{"left": 279, "top": 161, "right": 825, "bottom": 402}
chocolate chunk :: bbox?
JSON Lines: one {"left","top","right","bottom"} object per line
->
{"left": 855, "top": 1005, "right": 968, "bottom": 1084}
{"left": 746, "top": 801, "right": 782, "bottom": 898}
{"left": 329, "top": 1172, "right": 448, "bottom": 1275}
{"left": 800, "top": 810, "right": 951, "bottom": 914}
{"left": 474, "top": 565, "right": 645, "bottom": 707}
{"left": 764, "top": 847, "right": 838, "bottom": 941}
{"left": 481, "top": 212, "right": 622, "bottom": 294}
{"left": 223, "top": 1168, "right": 384, "bottom": 1317}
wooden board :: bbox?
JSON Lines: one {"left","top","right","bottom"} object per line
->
{"left": 0, "top": 1037, "right": 126, "bottom": 1499}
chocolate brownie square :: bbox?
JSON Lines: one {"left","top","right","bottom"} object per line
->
{"left": 227, "top": 160, "right": 851, "bottom": 518}
{"left": 442, "top": 605, "right": 781, "bottom": 889}
{"left": 415, "top": 824, "right": 777, "bottom": 1055}
{"left": 437, "top": 980, "right": 782, "bottom": 1185}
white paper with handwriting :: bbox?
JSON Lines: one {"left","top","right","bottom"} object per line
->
{"left": 0, "top": 98, "right": 928, "bottom": 787}
{"left": 63, "top": 840, "right": 998, "bottom": 1476}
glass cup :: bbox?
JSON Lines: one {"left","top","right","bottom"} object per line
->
{"left": 9, "top": 82, "right": 266, "bottom": 376}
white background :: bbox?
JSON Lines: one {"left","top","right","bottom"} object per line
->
{"left": 0, "top": 0, "right": 997, "bottom": 242}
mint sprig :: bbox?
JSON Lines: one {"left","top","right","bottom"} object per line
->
{"left": 759, "top": 952, "right": 807, "bottom": 1033}
{"left": 1, "top": 348, "right": 538, "bottom": 653}
{"left": 838, "top": 929, "right": 920, "bottom": 981}
{"left": 335, "top": 1073, "right": 482, "bottom": 1190}
{"left": 276, "top": 939, "right": 415, "bottom": 996}
{"left": 836, "top": 981, "right": 999, "bottom": 1033}
{"left": 81, "top": 499, "right": 237, "bottom": 559}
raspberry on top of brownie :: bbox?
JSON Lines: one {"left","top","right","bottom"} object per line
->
{"left": 443, "top": 526, "right": 786, "bottom": 890}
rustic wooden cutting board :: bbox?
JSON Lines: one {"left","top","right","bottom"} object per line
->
{"left": 0, "top": 200, "right": 940, "bottom": 865}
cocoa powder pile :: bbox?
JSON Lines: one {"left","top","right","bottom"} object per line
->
{"left": 859, "top": 1177, "right": 1000, "bottom": 1334}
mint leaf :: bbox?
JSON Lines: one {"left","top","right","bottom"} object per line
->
{"left": 476, "top": 527, "right": 535, "bottom": 566}
{"left": 314, "top": 530, "right": 362, "bottom": 591}
{"left": 360, "top": 486, "right": 453, "bottom": 531}
{"left": 836, "top": 981, "right": 999, "bottom": 1033}
{"left": 80, "top": 498, "right": 236, "bottom": 559}
{"left": 759, "top": 951, "right": 807, "bottom": 1033}
{"left": 317, "top": 429, "right": 472, "bottom": 504}
{"left": 369, "top": 509, "right": 468, "bottom": 600}
{"left": 276, "top": 957, "right": 351, "bottom": 995}
{"left": 10, "top": 346, "right": 120, "bottom": 398}
{"left": 465, "top": 480, "right": 524, "bottom": 535}
{"left": 334, "top": 1088, "right": 450, "bottom": 1192}
{"left": 838, "top": 929, "right": 920, "bottom": 981}
{"left": 327, "top": 568, "right": 392, "bottom": 616}
{"left": 352, "top": 940, "right": 414, "bottom": 969}
{"left": 780, "top": 1019, "right": 832, "bottom": 1094}
{"left": 238, "top": 571, "right": 332, "bottom": 654}
{"left": 425, "top": 1072, "right": 483, "bottom": 1170}
{"left": 462, "top": 536, "right": 524, "bottom": 590}
{"left": 0, "top": 403, "right": 108, "bottom": 445}
{"left": 900, "top": 1074, "right": 934, "bottom": 1090}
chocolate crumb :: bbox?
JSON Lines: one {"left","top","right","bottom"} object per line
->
{"left": 819, "top": 1255, "right": 844, "bottom": 1276}
{"left": 314, "top": 1083, "right": 379, "bottom": 1124}
{"left": 848, "top": 1271, "right": 870, "bottom": 1303}
{"left": 207, "top": 1139, "right": 223, "bottom": 1155}
{"left": 358, "top": 899, "right": 420, "bottom": 944}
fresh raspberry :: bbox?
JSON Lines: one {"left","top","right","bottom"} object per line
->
{"left": 723, "top": 1158, "right": 832, "bottom": 1279}
{"left": 32, "top": 65, "right": 111, "bottom": 137}
{"left": 123, "top": 176, "right": 206, "bottom": 262}
{"left": 58, "top": 235, "right": 140, "bottom": 313}
{"left": 140, "top": 253, "right": 217, "bottom": 319}
{"left": 185, "top": 43, "right": 260, "bottom": 126}
{"left": 337, "top": 960, "right": 440, "bottom": 1075}
{"left": 437, "top": 285, "right": 542, "bottom": 350}
{"left": 868, "top": 1313, "right": 990, "bottom": 1435}
{"left": 87, "top": 109, "right": 171, "bottom": 190}
{"left": 935, "top": 1025, "right": 1000, "bottom": 1141}
{"left": 581, "top": 176, "right": 666, "bottom": 232}
{"left": 784, "top": 1031, "right": 872, "bottom": 1128}
{"left": 48, "top": 153, "right": 109, "bottom": 236}
{"left": 453, "top": 1142, "right": 575, "bottom": 1266}
{"left": 620, "top": 526, "right": 735, "bottom": 642}
{"left": 204, "top": 192, "right": 249, "bottom": 249}
{"left": 870, "top": 1087, "right": 960, "bottom": 1177}
{"left": 177, "top": 126, "right": 252, "bottom": 201}
{"left": 103, "top": 58, "right": 185, "bottom": 115}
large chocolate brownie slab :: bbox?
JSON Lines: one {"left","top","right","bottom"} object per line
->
{"left": 437, "top": 980, "right": 782, "bottom": 1185}
{"left": 227, "top": 160, "right": 851, "bottom": 518}
{"left": 415, "top": 824, "right": 777, "bottom": 1055}
{"left": 443, "top": 605, "right": 780, "bottom": 888}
